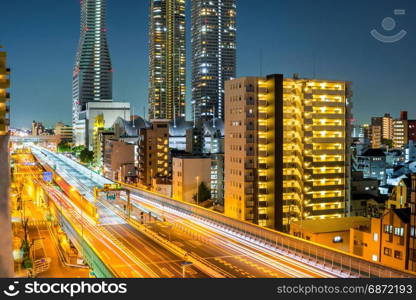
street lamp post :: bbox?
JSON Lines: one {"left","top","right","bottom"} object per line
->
{"left": 196, "top": 176, "right": 200, "bottom": 205}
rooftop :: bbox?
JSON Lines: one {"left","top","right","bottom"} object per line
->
{"left": 291, "top": 217, "right": 371, "bottom": 234}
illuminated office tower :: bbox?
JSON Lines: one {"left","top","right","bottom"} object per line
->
{"left": 72, "top": 0, "right": 113, "bottom": 128}
{"left": 224, "top": 75, "right": 352, "bottom": 231}
{"left": 191, "top": 0, "right": 237, "bottom": 121}
{"left": 148, "top": 0, "right": 186, "bottom": 120}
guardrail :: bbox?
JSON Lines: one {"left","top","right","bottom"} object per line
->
{"left": 127, "top": 186, "right": 416, "bottom": 278}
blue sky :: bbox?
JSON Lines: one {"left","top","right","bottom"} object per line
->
{"left": 1, "top": 0, "right": 415, "bottom": 128}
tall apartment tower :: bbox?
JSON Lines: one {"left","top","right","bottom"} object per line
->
{"left": 148, "top": 0, "right": 186, "bottom": 120}
{"left": 72, "top": 0, "right": 113, "bottom": 127}
{"left": 191, "top": 0, "right": 237, "bottom": 121}
{"left": 224, "top": 75, "right": 352, "bottom": 231}
{"left": 0, "top": 46, "right": 12, "bottom": 277}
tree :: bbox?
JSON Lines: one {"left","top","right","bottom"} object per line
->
{"left": 193, "top": 181, "right": 211, "bottom": 204}
{"left": 79, "top": 148, "right": 94, "bottom": 164}
{"left": 382, "top": 139, "right": 393, "bottom": 149}
{"left": 57, "top": 141, "right": 72, "bottom": 153}
{"left": 72, "top": 145, "right": 86, "bottom": 157}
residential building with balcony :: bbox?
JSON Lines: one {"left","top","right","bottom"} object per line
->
{"left": 138, "top": 120, "right": 170, "bottom": 189}
{"left": 224, "top": 74, "right": 352, "bottom": 231}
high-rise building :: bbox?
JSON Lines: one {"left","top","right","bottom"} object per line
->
{"left": 382, "top": 113, "right": 393, "bottom": 140}
{"left": 0, "top": 46, "right": 12, "bottom": 277}
{"left": 393, "top": 120, "right": 408, "bottom": 149}
{"left": 191, "top": 0, "right": 237, "bottom": 121}
{"left": 224, "top": 75, "right": 352, "bottom": 231}
{"left": 73, "top": 0, "right": 113, "bottom": 140}
{"left": 0, "top": 49, "right": 10, "bottom": 136}
{"left": 148, "top": 0, "right": 186, "bottom": 120}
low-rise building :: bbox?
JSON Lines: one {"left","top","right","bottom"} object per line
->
{"left": 103, "top": 139, "right": 135, "bottom": 182}
{"left": 350, "top": 208, "right": 411, "bottom": 271}
{"left": 355, "top": 148, "right": 386, "bottom": 184}
{"left": 55, "top": 122, "right": 73, "bottom": 143}
{"left": 172, "top": 156, "right": 212, "bottom": 204}
{"left": 290, "top": 217, "right": 371, "bottom": 252}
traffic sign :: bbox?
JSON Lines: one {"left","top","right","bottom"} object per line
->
{"left": 43, "top": 172, "right": 53, "bottom": 182}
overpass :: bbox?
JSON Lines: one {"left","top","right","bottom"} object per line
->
{"left": 10, "top": 135, "right": 61, "bottom": 144}
{"left": 32, "top": 146, "right": 416, "bottom": 278}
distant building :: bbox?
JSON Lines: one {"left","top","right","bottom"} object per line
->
{"left": 55, "top": 122, "right": 73, "bottom": 143}
{"left": 31, "top": 121, "right": 45, "bottom": 136}
{"left": 370, "top": 125, "right": 382, "bottom": 149}
{"left": 291, "top": 217, "right": 371, "bottom": 253}
{"left": 191, "top": 0, "right": 237, "bottom": 121}
{"left": 103, "top": 139, "right": 135, "bottom": 182}
{"left": 138, "top": 120, "right": 170, "bottom": 189}
{"left": 355, "top": 148, "right": 386, "bottom": 184}
{"left": 172, "top": 156, "right": 212, "bottom": 204}
{"left": 393, "top": 113, "right": 408, "bottom": 149}
{"left": 73, "top": 101, "right": 130, "bottom": 149}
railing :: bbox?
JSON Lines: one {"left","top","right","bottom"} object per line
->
{"left": 127, "top": 186, "right": 416, "bottom": 278}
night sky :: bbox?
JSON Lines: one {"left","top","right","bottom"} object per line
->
{"left": 2, "top": 0, "right": 415, "bottom": 129}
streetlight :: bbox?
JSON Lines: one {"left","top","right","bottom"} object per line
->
{"left": 196, "top": 176, "right": 200, "bottom": 205}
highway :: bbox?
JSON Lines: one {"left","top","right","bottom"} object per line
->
{"left": 17, "top": 151, "right": 208, "bottom": 278}
{"left": 31, "top": 147, "right": 339, "bottom": 278}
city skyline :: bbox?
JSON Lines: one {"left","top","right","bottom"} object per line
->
{"left": 2, "top": 0, "right": 416, "bottom": 282}
{"left": 2, "top": 0, "right": 416, "bottom": 129}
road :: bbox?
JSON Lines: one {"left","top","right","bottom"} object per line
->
{"left": 31, "top": 147, "right": 338, "bottom": 278}
{"left": 17, "top": 150, "right": 207, "bottom": 278}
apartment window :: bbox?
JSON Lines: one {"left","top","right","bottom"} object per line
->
{"left": 394, "top": 227, "right": 404, "bottom": 237}
{"left": 411, "top": 226, "right": 416, "bottom": 238}
{"left": 373, "top": 233, "right": 378, "bottom": 242}
{"left": 384, "top": 225, "right": 393, "bottom": 234}
{"left": 384, "top": 247, "right": 392, "bottom": 256}
{"left": 394, "top": 250, "right": 402, "bottom": 260}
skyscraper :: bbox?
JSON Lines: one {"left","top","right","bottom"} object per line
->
{"left": 72, "top": 0, "right": 113, "bottom": 128}
{"left": 148, "top": 0, "right": 186, "bottom": 120}
{"left": 191, "top": 0, "right": 237, "bottom": 121}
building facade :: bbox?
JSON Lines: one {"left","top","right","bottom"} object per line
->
{"left": 393, "top": 113, "right": 408, "bottom": 149}
{"left": 103, "top": 140, "right": 135, "bottom": 182}
{"left": 55, "top": 122, "right": 73, "bottom": 143}
{"left": 224, "top": 74, "right": 352, "bottom": 231}
{"left": 0, "top": 46, "right": 12, "bottom": 277}
{"left": 138, "top": 120, "right": 170, "bottom": 188}
{"left": 72, "top": 0, "right": 113, "bottom": 143}
{"left": 172, "top": 156, "right": 212, "bottom": 203}
{"left": 191, "top": 0, "right": 237, "bottom": 121}
{"left": 148, "top": 0, "right": 186, "bottom": 120}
